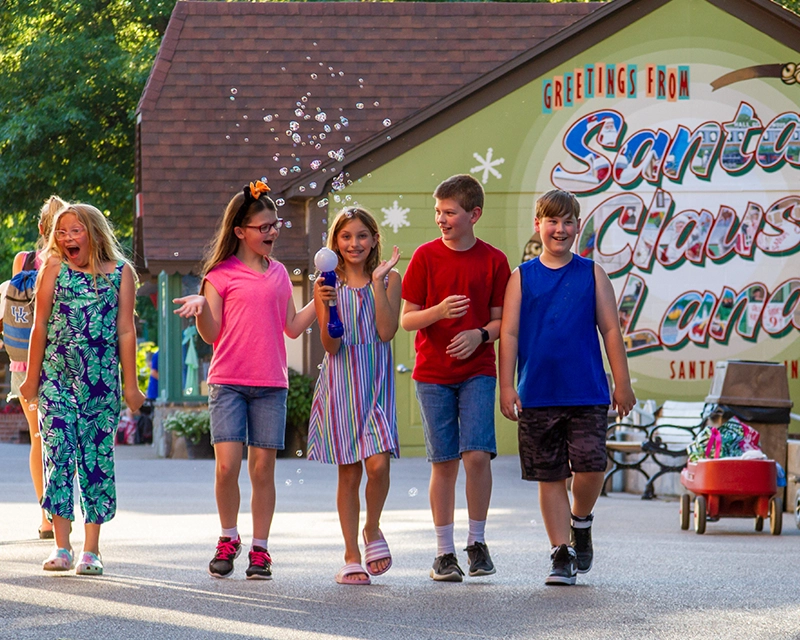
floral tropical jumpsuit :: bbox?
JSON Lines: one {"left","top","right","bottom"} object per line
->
{"left": 39, "top": 262, "right": 123, "bottom": 524}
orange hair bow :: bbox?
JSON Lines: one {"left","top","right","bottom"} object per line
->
{"left": 249, "top": 180, "right": 271, "bottom": 199}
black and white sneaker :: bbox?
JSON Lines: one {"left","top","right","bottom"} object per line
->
{"left": 545, "top": 544, "right": 577, "bottom": 586}
{"left": 465, "top": 541, "right": 496, "bottom": 577}
{"left": 570, "top": 513, "right": 594, "bottom": 574}
{"left": 430, "top": 553, "right": 465, "bottom": 582}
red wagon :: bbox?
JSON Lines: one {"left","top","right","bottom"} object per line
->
{"left": 679, "top": 458, "right": 782, "bottom": 535}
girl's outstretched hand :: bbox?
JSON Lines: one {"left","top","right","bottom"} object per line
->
{"left": 124, "top": 386, "right": 146, "bottom": 413}
{"left": 372, "top": 246, "right": 401, "bottom": 283}
{"left": 173, "top": 294, "right": 206, "bottom": 318}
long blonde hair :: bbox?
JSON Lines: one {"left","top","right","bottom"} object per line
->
{"left": 202, "top": 189, "right": 278, "bottom": 282}
{"left": 46, "top": 203, "right": 135, "bottom": 286}
{"left": 327, "top": 206, "right": 382, "bottom": 280}
{"left": 37, "top": 195, "right": 68, "bottom": 251}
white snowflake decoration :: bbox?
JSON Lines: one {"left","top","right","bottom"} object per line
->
{"left": 470, "top": 147, "right": 505, "bottom": 184}
{"left": 380, "top": 200, "right": 411, "bottom": 233}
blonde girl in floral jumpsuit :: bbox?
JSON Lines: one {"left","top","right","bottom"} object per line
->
{"left": 21, "top": 203, "right": 145, "bottom": 576}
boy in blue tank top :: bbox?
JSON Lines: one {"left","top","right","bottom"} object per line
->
{"left": 498, "top": 189, "right": 635, "bottom": 586}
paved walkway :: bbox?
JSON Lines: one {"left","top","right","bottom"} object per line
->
{"left": 0, "top": 443, "right": 798, "bottom": 640}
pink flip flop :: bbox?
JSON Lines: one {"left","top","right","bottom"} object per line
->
{"left": 335, "top": 563, "right": 371, "bottom": 585}
{"left": 362, "top": 529, "right": 392, "bottom": 576}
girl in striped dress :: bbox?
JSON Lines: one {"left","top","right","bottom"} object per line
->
{"left": 308, "top": 206, "right": 401, "bottom": 585}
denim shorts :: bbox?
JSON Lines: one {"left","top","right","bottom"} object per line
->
{"left": 414, "top": 375, "right": 497, "bottom": 463}
{"left": 208, "top": 384, "right": 288, "bottom": 449}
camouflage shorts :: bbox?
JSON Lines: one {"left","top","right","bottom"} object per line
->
{"left": 517, "top": 405, "right": 609, "bottom": 482}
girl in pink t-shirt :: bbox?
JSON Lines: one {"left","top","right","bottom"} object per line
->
{"left": 174, "top": 180, "right": 316, "bottom": 580}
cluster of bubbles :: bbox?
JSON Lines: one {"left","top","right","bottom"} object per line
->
{"left": 225, "top": 59, "right": 392, "bottom": 198}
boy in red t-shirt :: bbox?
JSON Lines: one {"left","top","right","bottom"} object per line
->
{"left": 401, "top": 174, "right": 511, "bottom": 581}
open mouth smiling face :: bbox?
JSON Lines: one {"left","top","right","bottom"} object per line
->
{"left": 55, "top": 213, "right": 89, "bottom": 267}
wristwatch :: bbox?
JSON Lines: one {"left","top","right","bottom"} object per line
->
{"left": 478, "top": 327, "right": 490, "bottom": 343}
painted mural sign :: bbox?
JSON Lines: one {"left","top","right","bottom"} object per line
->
{"left": 536, "top": 61, "right": 799, "bottom": 391}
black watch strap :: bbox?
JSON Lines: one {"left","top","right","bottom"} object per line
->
{"left": 478, "top": 327, "right": 489, "bottom": 343}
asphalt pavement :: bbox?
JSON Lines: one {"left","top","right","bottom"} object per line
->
{"left": 1, "top": 443, "right": 799, "bottom": 640}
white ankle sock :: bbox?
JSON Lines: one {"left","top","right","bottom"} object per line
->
{"left": 467, "top": 518, "right": 486, "bottom": 546}
{"left": 571, "top": 513, "right": 593, "bottom": 529}
{"left": 435, "top": 523, "right": 456, "bottom": 556}
{"left": 221, "top": 526, "right": 239, "bottom": 540}
{"left": 252, "top": 538, "right": 267, "bottom": 550}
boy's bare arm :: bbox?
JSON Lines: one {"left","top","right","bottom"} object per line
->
{"left": 595, "top": 264, "right": 636, "bottom": 417}
{"left": 400, "top": 295, "right": 469, "bottom": 332}
{"left": 498, "top": 269, "right": 522, "bottom": 421}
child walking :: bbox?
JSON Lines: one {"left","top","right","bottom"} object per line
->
{"left": 498, "top": 189, "right": 635, "bottom": 586}
{"left": 174, "top": 180, "right": 316, "bottom": 580}
{"left": 6, "top": 195, "right": 66, "bottom": 539}
{"left": 20, "top": 203, "right": 145, "bottom": 575}
{"left": 401, "top": 174, "right": 511, "bottom": 582}
{"left": 307, "top": 207, "right": 402, "bottom": 586}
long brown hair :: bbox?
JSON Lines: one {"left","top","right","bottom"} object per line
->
{"left": 327, "top": 206, "right": 382, "bottom": 280}
{"left": 202, "top": 190, "right": 278, "bottom": 280}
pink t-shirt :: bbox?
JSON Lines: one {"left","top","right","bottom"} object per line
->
{"left": 204, "top": 255, "right": 293, "bottom": 388}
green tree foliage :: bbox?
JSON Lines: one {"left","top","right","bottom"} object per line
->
{"left": 0, "top": 0, "right": 172, "bottom": 277}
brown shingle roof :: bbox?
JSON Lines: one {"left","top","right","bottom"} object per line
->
{"left": 136, "top": 0, "right": 603, "bottom": 272}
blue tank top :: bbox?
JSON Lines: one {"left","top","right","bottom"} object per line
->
{"left": 517, "top": 255, "right": 610, "bottom": 408}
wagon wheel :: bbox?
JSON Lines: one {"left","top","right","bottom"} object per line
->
{"left": 680, "top": 493, "right": 690, "bottom": 530}
{"left": 754, "top": 516, "right": 764, "bottom": 532}
{"left": 694, "top": 495, "right": 706, "bottom": 535}
{"left": 795, "top": 489, "right": 800, "bottom": 530}
{"left": 769, "top": 496, "right": 783, "bottom": 535}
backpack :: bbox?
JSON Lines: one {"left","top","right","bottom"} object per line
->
{"left": 3, "top": 251, "right": 37, "bottom": 362}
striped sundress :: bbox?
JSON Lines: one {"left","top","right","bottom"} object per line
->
{"left": 307, "top": 280, "right": 400, "bottom": 464}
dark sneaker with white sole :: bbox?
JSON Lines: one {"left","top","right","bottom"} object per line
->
{"left": 465, "top": 541, "right": 496, "bottom": 577}
{"left": 208, "top": 536, "right": 241, "bottom": 579}
{"left": 245, "top": 546, "right": 273, "bottom": 580}
{"left": 430, "top": 553, "right": 464, "bottom": 582}
{"left": 545, "top": 544, "right": 577, "bottom": 586}
{"left": 570, "top": 518, "right": 594, "bottom": 574}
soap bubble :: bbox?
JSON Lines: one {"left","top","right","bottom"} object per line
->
{"left": 373, "top": 100, "right": 380, "bottom": 106}
{"left": 315, "top": 112, "right": 327, "bottom": 122}
{"left": 243, "top": 115, "right": 248, "bottom": 120}
{"left": 292, "top": 133, "right": 301, "bottom": 143}
{"left": 293, "top": 269, "right": 301, "bottom": 275}
{"left": 173, "top": 251, "right": 179, "bottom": 257}
{"left": 264, "top": 115, "right": 273, "bottom": 122}
{"left": 340, "top": 117, "right": 349, "bottom": 126}
{"left": 299, "top": 479, "right": 304, "bottom": 485}
{"left": 356, "top": 102, "right": 364, "bottom": 109}
{"left": 230, "top": 88, "right": 238, "bottom": 95}
{"left": 358, "top": 78, "right": 364, "bottom": 83}
{"left": 310, "top": 73, "right": 318, "bottom": 80}
{"left": 305, "top": 327, "right": 313, "bottom": 334}
{"left": 225, "top": 135, "right": 230, "bottom": 140}
{"left": 310, "top": 160, "right": 321, "bottom": 170}
{"left": 317, "top": 198, "right": 328, "bottom": 207}
{"left": 408, "top": 487, "right": 418, "bottom": 497}
{"left": 289, "top": 121, "right": 300, "bottom": 131}
{"left": 296, "top": 469, "right": 302, "bottom": 475}
{"left": 284, "top": 220, "right": 293, "bottom": 229}
{"left": 244, "top": 138, "right": 249, "bottom": 142}
{"left": 296, "top": 450, "right": 303, "bottom": 457}
{"left": 285, "top": 479, "right": 292, "bottom": 486}
{"left": 344, "top": 136, "right": 351, "bottom": 142}
{"left": 276, "top": 198, "right": 285, "bottom": 206}
{"left": 279, "top": 167, "right": 288, "bottom": 176}
{"left": 298, "top": 186, "right": 306, "bottom": 192}
{"left": 295, "top": 108, "right": 304, "bottom": 117}
{"left": 308, "top": 274, "right": 316, "bottom": 281}
{"left": 229, "top": 96, "right": 235, "bottom": 101}
{"left": 324, "top": 124, "right": 332, "bottom": 133}
{"left": 383, "top": 119, "right": 391, "bottom": 127}
{"left": 272, "top": 155, "right": 279, "bottom": 162}
{"left": 310, "top": 182, "right": 317, "bottom": 189}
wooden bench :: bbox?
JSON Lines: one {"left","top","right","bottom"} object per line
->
{"left": 604, "top": 401, "right": 707, "bottom": 499}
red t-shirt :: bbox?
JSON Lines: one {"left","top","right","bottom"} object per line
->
{"left": 402, "top": 238, "right": 510, "bottom": 384}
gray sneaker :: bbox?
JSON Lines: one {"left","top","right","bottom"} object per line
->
{"left": 430, "top": 553, "right": 464, "bottom": 582}
{"left": 465, "top": 541, "right": 496, "bottom": 577}
{"left": 545, "top": 544, "right": 577, "bottom": 586}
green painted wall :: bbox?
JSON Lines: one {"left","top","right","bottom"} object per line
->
{"left": 333, "top": 0, "right": 800, "bottom": 454}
